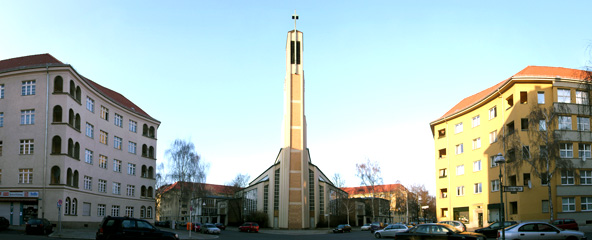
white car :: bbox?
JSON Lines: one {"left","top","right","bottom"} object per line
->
{"left": 201, "top": 224, "right": 221, "bottom": 234}
{"left": 500, "top": 222, "right": 586, "bottom": 240}
{"left": 374, "top": 224, "right": 408, "bottom": 238}
{"left": 361, "top": 223, "right": 371, "bottom": 231}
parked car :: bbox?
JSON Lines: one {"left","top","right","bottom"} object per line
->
{"left": 96, "top": 216, "right": 179, "bottom": 240}
{"left": 394, "top": 223, "right": 486, "bottom": 240}
{"left": 333, "top": 224, "right": 352, "bottom": 233}
{"left": 238, "top": 222, "right": 259, "bottom": 233}
{"left": 361, "top": 223, "right": 371, "bottom": 231}
{"left": 214, "top": 223, "right": 226, "bottom": 230}
{"left": 474, "top": 221, "right": 517, "bottom": 238}
{"left": 552, "top": 218, "right": 579, "bottom": 230}
{"left": 437, "top": 220, "right": 466, "bottom": 232}
{"left": 191, "top": 222, "right": 202, "bottom": 232}
{"left": 154, "top": 220, "right": 171, "bottom": 228}
{"left": 370, "top": 222, "right": 386, "bottom": 233}
{"left": 200, "top": 223, "right": 220, "bottom": 234}
{"left": 499, "top": 222, "right": 586, "bottom": 240}
{"left": 0, "top": 216, "right": 9, "bottom": 230}
{"left": 373, "top": 223, "right": 408, "bottom": 238}
{"left": 25, "top": 218, "right": 53, "bottom": 235}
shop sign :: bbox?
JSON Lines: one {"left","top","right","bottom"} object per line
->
{"left": 9, "top": 192, "right": 24, "bottom": 197}
{"left": 0, "top": 191, "right": 39, "bottom": 198}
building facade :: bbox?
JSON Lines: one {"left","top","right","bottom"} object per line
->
{"left": 431, "top": 66, "right": 592, "bottom": 228}
{"left": 342, "top": 184, "right": 408, "bottom": 224}
{"left": 0, "top": 54, "right": 160, "bottom": 227}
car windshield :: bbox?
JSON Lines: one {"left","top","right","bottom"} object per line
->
{"left": 204, "top": 224, "right": 215, "bottom": 228}
{"left": 28, "top": 219, "right": 42, "bottom": 224}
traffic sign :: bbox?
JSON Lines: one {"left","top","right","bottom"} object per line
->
{"left": 57, "top": 199, "right": 63, "bottom": 208}
{"left": 503, "top": 186, "right": 524, "bottom": 192}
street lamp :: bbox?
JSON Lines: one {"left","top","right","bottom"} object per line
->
{"left": 494, "top": 153, "right": 506, "bottom": 240}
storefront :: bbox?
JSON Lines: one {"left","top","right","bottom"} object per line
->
{"left": 0, "top": 191, "right": 39, "bottom": 225}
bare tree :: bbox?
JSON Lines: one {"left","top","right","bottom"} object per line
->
{"left": 165, "top": 139, "right": 207, "bottom": 222}
{"left": 332, "top": 173, "right": 353, "bottom": 225}
{"left": 355, "top": 159, "right": 383, "bottom": 222}
{"left": 155, "top": 162, "right": 167, "bottom": 220}
{"left": 225, "top": 173, "right": 250, "bottom": 224}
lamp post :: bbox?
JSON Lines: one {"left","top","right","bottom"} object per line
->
{"left": 494, "top": 153, "right": 506, "bottom": 240}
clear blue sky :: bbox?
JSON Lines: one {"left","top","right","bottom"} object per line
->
{"left": 2, "top": 1, "right": 592, "bottom": 194}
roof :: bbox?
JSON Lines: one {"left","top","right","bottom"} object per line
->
{"left": 432, "top": 66, "right": 592, "bottom": 124}
{"left": 341, "top": 183, "right": 406, "bottom": 196}
{"left": 158, "top": 181, "right": 239, "bottom": 197}
{"left": 0, "top": 54, "right": 155, "bottom": 120}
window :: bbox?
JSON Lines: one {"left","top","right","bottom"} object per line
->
{"left": 20, "top": 139, "right": 34, "bottom": 154}
{"left": 83, "top": 202, "right": 91, "bottom": 216}
{"left": 560, "top": 143, "right": 573, "bottom": 158}
{"left": 523, "top": 173, "right": 531, "bottom": 186}
{"left": 491, "top": 179, "right": 500, "bottom": 192}
{"left": 0, "top": 84, "right": 3, "bottom": 98}
{"left": 114, "top": 114, "right": 123, "bottom": 127}
{"left": 114, "top": 136, "right": 122, "bottom": 150}
{"left": 582, "top": 197, "right": 592, "bottom": 211}
{"left": 579, "top": 144, "right": 591, "bottom": 160}
{"left": 540, "top": 120, "right": 547, "bottom": 131}
{"left": 576, "top": 90, "right": 589, "bottom": 104}
{"left": 113, "top": 160, "right": 121, "bottom": 173}
{"left": 85, "top": 123, "right": 94, "bottom": 138}
{"left": 99, "top": 131, "right": 108, "bottom": 145}
{"left": 98, "top": 204, "right": 106, "bottom": 217}
{"left": 0, "top": 141, "right": 2, "bottom": 156}
{"left": 581, "top": 170, "right": 592, "bottom": 185}
{"left": 509, "top": 202, "right": 518, "bottom": 215}
{"left": 439, "top": 168, "right": 447, "bottom": 178}
{"left": 472, "top": 116, "right": 480, "bottom": 128}
{"left": 578, "top": 117, "right": 590, "bottom": 131}
{"left": 0, "top": 113, "right": 3, "bottom": 127}
{"left": 561, "top": 170, "right": 575, "bottom": 185}
{"left": 490, "top": 155, "right": 499, "bottom": 167}
{"left": 113, "top": 182, "right": 121, "bottom": 195}
{"left": 455, "top": 144, "right": 463, "bottom": 155}
{"left": 541, "top": 173, "right": 549, "bottom": 185}
{"left": 19, "top": 168, "right": 33, "bottom": 184}
{"left": 522, "top": 146, "right": 530, "bottom": 159}
{"left": 21, "top": 80, "right": 36, "bottom": 95}
{"left": 84, "top": 176, "right": 92, "bottom": 190}
{"left": 520, "top": 91, "right": 527, "bottom": 104}
{"left": 99, "top": 155, "right": 108, "bottom": 169}
{"left": 506, "top": 121, "right": 515, "bottom": 135}
{"left": 86, "top": 97, "right": 94, "bottom": 112}
{"left": 20, "top": 109, "right": 35, "bottom": 125}
{"left": 473, "top": 160, "right": 481, "bottom": 172}
{"left": 125, "top": 206, "right": 134, "bottom": 217}
{"left": 128, "top": 142, "right": 137, "bottom": 154}
{"left": 438, "top": 148, "right": 446, "bottom": 159}
{"left": 85, "top": 149, "right": 93, "bottom": 164}
{"left": 440, "top": 189, "right": 448, "bottom": 198}
{"left": 456, "top": 186, "right": 464, "bottom": 196}
{"left": 455, "top": 122, "right": 463, "bottom": 134}
{"left": 559, "top": 116, "right": 572, "bottom": 130}
{"left": 128, "top": 163, "right": 136, "bottom": 175}
{"left": 506, "top": 95, "right": 514, "bottom": 108}
{"left": 141, "top": 206, "right": 146, "bottom": 218}
{"left": 521, "top": 118, "right": 528, "bottom": 130}
{"left": 538, "top": 91, "right": 545, "bottom": 104}
{"left": 100, "top": 106, "right": 109, "bottom": 121}
{"left": 562, "top": 197, "right": 575, "bottom": 212}
{"left": 542, "top": 200, "right": 549, "bottom": 213}
{"left": 489, "top": 130, "right": 497, "bottom": 143}
{"left": 129, "top": 120, "right": 137, "bottom": 132}
{"left": 472, "top": 138, "right": 481, "bottom": 150}
{"left": 438, "top": 129, "right": 446, "bottom": 138}
{"left": 147, "top": 207, "right": 152, "bottom": 218}
{"left": 111, "top": 206, "right": 120, "bottom": 217}
{"left": 64, "top": 198, "right": 70, "bottom": 215}
{"left": 474, "top": 183, "right": 482, "bottom": 194}
{"left": 98, "top": 179, "right": 107, "bottom": 193}
{"left": 126, "top": 185, "right": 135, "bottom": 196}
{"left": 456, "top": 165, "right": 464, "bottom": 175}
{"left": 558, "top": 89, "right": 571, "bottom": 103}
{"left": 489, "top": 106, "right": 497, "bottom": 119}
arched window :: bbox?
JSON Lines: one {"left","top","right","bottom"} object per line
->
{"left": 73, "top": 170, "right": 79, "bottom": 188}
{"left": 51, "top": 166, "right": 60, "bottom": 184}
{"left": 75, "top": 114, "right": 81, "bottom": 130}
{"left": 141, "top": 186, "right": 146, "bottom": 197}
{"left": 147, "top": 187, "right": 153, "bottom": 198}
{"left": 74, "top": 142, "right": 80, "bottom": 159}
{"left": 143, "top": 124, "right": 148, "bottom": 136}
{"left": 68, "top": 109, "right": 74, "bottom": 126}
{"left": 149, "top": 126, "right": 155, "bottom": 138}
{"left": 148, "top": 146, "right": 155, "bottom": 159}
{"left": 141, "top": 165, "right": 147, "bottom": 178}
{"left": 69, "top": 80, "right": 75, "bottom": 97}
{"left": 142, "top": 145, "right": 148, "bottom": 157}
{"left": 52, "top": 136, "right": 61, "bottom": 154}
{"left": 140, "top": 206, "right": 146, "bottom": 218}
{"left": 52, "top": 105, "right": 62, "bottom": 122}
{"left": 67, "top": 168, "right": 72, "bottom": 186}
{"left": 147, "top": 207, "right": 152, "bottom": 218}
{"left": 75, "top": 86, "right": 81, "bottom": 102}
{"left": 148, "top": 167, "right": 154, "bottom": 179}
{"left": 71, "top": 198, "right": 77, "bottom": 215}
{"left": 65, "top": 197, "right": 71, "bottom": 215}
{"left": 68, "top": 139, "right": 74, "bottom": 157}
{"left": 54, "top": 76, "right": 63, "bottom": 92}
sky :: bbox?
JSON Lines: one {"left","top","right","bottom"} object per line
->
{"left": 2, "top": 1, "right": 592, "bottom": 195}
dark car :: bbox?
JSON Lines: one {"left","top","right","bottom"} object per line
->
{"left": 474, "top": 221, "right": 517, "bottom": 238}
{"left": 0, "top": 216, "right": 9, "bottom": 230}
{"left": 552, "top": 218, "right": 579, "bottom": 230}
{"left": 333, "top": 224, "right": 352, "bottom": 233}
{"left": 96, "top": 216, "right": 179, "bottom": 240}
{"left": 155, "top": 220, "right": 171, "bottom": 228}
{"left": 25, "top": 218, "right": 52, "bottom": 235}
{"left": 214, "top": 223, "right": 226, "bottom": 230}
{"left": 370, "top": 222, "right": 385, "bottom": 233}
{"left": 238, "top": 222, "right": 259, "bottom": 233}
{"left": 395, "top": 223, "right": 486, "bottom": 240}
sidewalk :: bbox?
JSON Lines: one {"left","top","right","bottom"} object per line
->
{"left": 9, "top": 225, "right": 219, "bottom": 240}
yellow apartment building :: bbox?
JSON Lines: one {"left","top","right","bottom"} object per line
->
{"left": 430, "top": 66, "right": 592, "bottom": 228}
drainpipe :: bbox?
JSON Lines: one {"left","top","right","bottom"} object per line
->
{"left": 42, "top": 65, "right": 50, "bottom": 218}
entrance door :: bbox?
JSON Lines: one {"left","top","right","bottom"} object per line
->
{"left": 478, "top": 213, "right": 483, "bottom": 227}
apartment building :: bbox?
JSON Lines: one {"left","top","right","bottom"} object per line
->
{"left": 0, "top": 54, "right": 160, "bottom": 227}
{"left": 431, "top": 66, "right": 592, "bottom": 228}
{"left": 341, "top": 184, "right": 408, "bottom": 224}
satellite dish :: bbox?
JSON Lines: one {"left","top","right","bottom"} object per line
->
{"left": 528, "top": 180, "right": 532, "bottom": 189}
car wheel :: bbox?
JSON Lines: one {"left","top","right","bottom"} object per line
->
{"left": 375, "top": 233, "right": 381, "bottom": 238}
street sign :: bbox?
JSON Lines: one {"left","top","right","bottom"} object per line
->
{"left": 57, "top": 199, "right": 62, "bottom": 208}
{"left": 503, "top": 186, "right": 524, "bottom": 192}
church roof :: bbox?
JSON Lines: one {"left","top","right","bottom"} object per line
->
{"left": 0, "top": 53, "right": 156, "bottom": 120}
{"left": 341, "top": 183, "right": 406, "bottom": 195}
